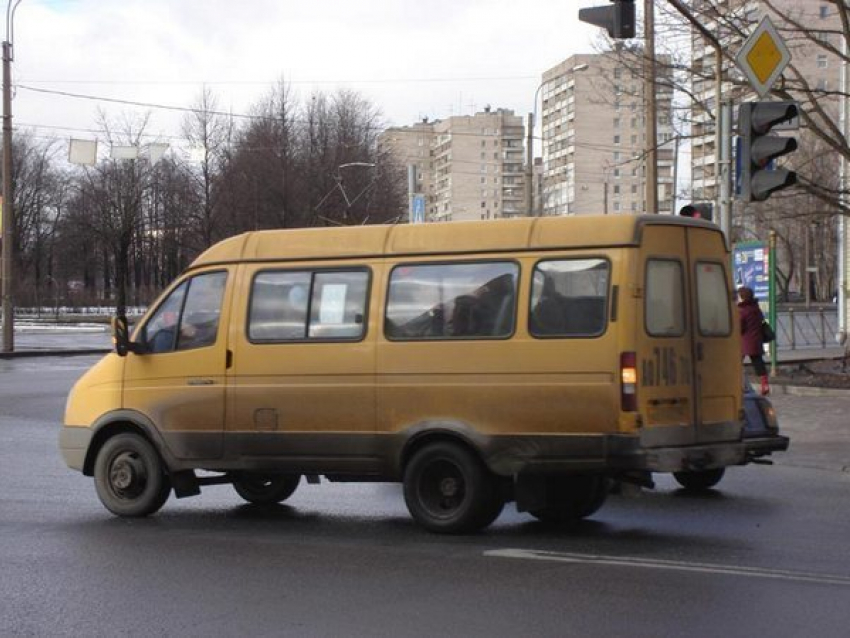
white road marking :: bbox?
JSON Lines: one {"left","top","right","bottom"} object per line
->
{"left": 484, "top": 549, "right": 850, "bottom": 587}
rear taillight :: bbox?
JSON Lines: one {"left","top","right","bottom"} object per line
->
{"left": 621, "top": 351, "right": 637, "bottom": 412}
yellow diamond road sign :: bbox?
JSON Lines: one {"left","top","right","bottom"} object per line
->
{"left": 736, "top": 16, "right": 791, "bottom": 97}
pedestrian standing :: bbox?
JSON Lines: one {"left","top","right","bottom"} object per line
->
{"left": 738, "top": 286, "right": 769, "bottom": 395}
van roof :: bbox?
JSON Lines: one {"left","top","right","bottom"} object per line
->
{"left": 188, "top": 214, "right": 721, "bottom": 268}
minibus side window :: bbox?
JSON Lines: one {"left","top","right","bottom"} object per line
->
{"left": 309, "top": 271, "right": 369, "bottom": 339}
{"left": 695, "top": 262, "right": 732, "bottom": 336}
{"left": 529, "top": 259, "right": 609, "bottom": 337}
{"left": 645, "top": 259, "right": 685, "bottom": 337}
{"left": 142, "top": 271, "right": 227, "bottom": 353}
{"left": 385, "top": 262, "right": 518, "bottom": 340}
{"left": 176, "top": 272, "right": 228, "bottom": 350}
{"left": 248, "top": 270, "right": 369, "bottom": 342}
{"left": 144, "top": 282, "right": 188, "bottom": 353}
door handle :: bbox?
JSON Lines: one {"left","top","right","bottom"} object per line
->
{"left": 187, "top": 378, "right": 215, "bottom": 386}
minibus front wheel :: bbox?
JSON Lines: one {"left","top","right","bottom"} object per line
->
{"left": 403, "top": 441, "right": 504, "bottom": 534}
{"left": 93, "top": 433, "right": 171, "bottom": 517}
{"left": 232, "top": 473, "right": 300, "bottom": 505}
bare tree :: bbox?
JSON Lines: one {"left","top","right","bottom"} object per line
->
{"left": 181, "top": 86, "right": 234, "bottom": 249}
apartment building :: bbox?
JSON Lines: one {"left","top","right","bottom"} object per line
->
{"left": 690, "top": 0, "right": 841, "bottom": 201}
{"left": 379, "top": 108, "right": 527, "bottom": 222}
{"left": 540, "top": 52, "right": 676, "bottom": 216}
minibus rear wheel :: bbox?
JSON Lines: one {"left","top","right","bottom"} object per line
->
{"left": 673, "top": 468, "right": 725, "bottom": 491}
{"left": 232, "top": 473, "right": 300, "bottom": 505}
{"left": 93, "top": 433, "right": 171, "bottom": 517}
{"left": 403, "top": 442, "right": 504, "bottom": 534}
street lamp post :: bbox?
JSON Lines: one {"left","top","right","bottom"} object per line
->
{"left": 1, "top": 0, "right": 21, "bottom": 352}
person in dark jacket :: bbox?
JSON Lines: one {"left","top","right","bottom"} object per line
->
{"left": 738, "top": 286, "right": 769, "bottom": 395}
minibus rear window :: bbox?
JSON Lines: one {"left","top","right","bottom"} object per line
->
{"left": 695, "top": 262, "right": 732, "bottom": 336}
{"left": 385, "top": 262, "right": 518, "bottom": 340}
{"left": 645, "top": 259, "right": 685, "bottom": 337}
{"left": 529, "top": 259, "right": 610, "bottom": 337}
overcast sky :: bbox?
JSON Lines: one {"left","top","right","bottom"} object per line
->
{"left": 14, "top": 0, "right": 603, "bottom": 152}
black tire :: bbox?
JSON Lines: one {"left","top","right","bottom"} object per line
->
{"left": 403, "top": 442, "right": 504, "bottom": 534}
{"left": 529, "top": 475, "right": 609, "bottom": 524}
{"left": 93, "top": 433, "right": 171, "bottom": 517}
{"left": 232, "top": 473, "right": 300, "bottom": 504}
{"left": 673, "top": 468, "right": 726, "bottom": 491}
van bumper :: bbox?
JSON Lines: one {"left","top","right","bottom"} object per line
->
{"left": 59, "top": 426, "right": 94, "bottom": 472}
{"left": 743, "top": 433, "right": 790, "bottom": 460}
{"left": 483, "top": 434, "right": 765, "bottom": 475}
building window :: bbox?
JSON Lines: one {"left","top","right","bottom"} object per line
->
{"left": 614, "top": 117, "right": 621, "bottom": 128}
{"left": 614, "top": 151, "right": 621, "bottom": 161}
{"left": 613, "top": 168, "right": 621, "bottom": 178}
{"left": 817, "top": 54, "right": 828, "bottom": 69}
{"left": 614, "top": 135, "right": 621, "bottom": 145}
{"left": 820, "top": 5, "right": 829, "bottom": 18}
{"left": 613, "top": 185, "right": 621, "bottom": 195}
{"left": 614, "top": 67, "right": 622, "bottom": 79}
{"left": 613, "top": 202, "right": 621, "bottom": 212}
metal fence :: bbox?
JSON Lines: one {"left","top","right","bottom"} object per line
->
{"left": 775, "top": 306, "right": 838, "bottom": 351}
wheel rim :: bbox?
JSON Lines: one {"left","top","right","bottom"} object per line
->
{"left": 417, "top": 459, "right": 467, "bottom": 519}
{"left": 107, "top": 450, "right": 149, "bottom": 501}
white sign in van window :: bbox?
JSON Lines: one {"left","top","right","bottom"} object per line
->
{"left": 319, "top": 285, "right": 347, "bottom": 324}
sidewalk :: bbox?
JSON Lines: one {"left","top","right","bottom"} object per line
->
{"left": 0, "top": 325, "right": 112, "bottom": 358}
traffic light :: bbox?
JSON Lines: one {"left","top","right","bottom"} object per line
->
{"left": 579, "top": 1, "right": 635, "bottom": 39}
{"left": 738, "top": 101, "right": 798, "bottom": 202}
{"left": 679, "top": 203, "right": 713, "bottom": 222}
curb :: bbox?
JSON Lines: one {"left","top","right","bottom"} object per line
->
{"left": 768, "top": 383, "right": 850, "bottom": 398}
{"left": 0, "top": 349, "right": 111, "bottom": 359}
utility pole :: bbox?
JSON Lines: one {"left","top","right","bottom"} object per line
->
{"left": 1, "top": 34, "right": 14, "bottom": 352}
{"left": 526, "top": 112, "right": 534, "bottom": 216}
{"left": 644, "top": 0, "right": 658, "bottom": 214}
{"left": 666, "top": 0, "right": 727, "bottom": 232}
{"left": 838, "top": 35, "right": 848, "bottom": 349}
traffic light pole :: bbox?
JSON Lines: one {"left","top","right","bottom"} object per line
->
{"left": 644, "top": 0, "right": 658, "bottom": 214}
{"left": 719, "top": 100, "right": 733, "bottom": 237}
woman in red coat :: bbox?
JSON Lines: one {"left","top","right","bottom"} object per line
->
{"left": 738, "top": 286, "right": 769, "bottom": 395}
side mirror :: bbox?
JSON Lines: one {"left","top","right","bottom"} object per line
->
{"left": 111, "top": 315, "right": 134, "bottom": 357}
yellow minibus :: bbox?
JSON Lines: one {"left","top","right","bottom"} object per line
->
{"left": 60, "top": 214, "right": 788, "bottom": 533}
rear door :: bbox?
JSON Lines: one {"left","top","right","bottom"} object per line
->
{"left": 637, "top": 224, "right": 740, "bottom": 448}
{"left": 638, "top": 225, "right": 695, "bottom": 447}
{"left": 687, "top": 226, "right": 741, "bottom": 443}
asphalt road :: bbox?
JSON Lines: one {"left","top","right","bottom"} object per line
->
{"left": 1, "top": 355, "right": 849, "bottom": 637}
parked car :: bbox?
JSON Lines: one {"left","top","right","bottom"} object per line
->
{"left": 670, "top": 376, "right": 787, "bottom": 491}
